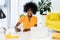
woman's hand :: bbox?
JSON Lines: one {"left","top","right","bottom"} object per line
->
{"left": 15, "top": 26, "right": 21, "bottom": 32}
{"left": 34, "top": 24, "right": 37, "bottom": 27}
{"left": 15, "top": 22, "right": 21, "bottom": 32}
{"left": 23, "top": 29, "right": 30, "bottom": 32}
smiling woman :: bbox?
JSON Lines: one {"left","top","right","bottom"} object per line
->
{"left": 15, "top": 2, "right": 38, "bottom": 32}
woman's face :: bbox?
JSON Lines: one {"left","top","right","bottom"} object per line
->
{"left": 27, "top": 9, "right": 33, "bottom": 17}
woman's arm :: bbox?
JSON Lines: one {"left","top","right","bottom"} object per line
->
{"left": 15, "top": 22, "right": 21, "bottom": 32}
{"left": 15, "top": 22, "right": 20, "bottom": 27}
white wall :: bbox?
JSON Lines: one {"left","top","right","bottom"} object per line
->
{"left": 10, "top": 0, "right": 19, "bottom": 28}
{"left": 51, "top": 0, "right": 60, "bottom": 12}
{"left": 0, "top": 0, "right": 5, "bottom": 6}
{"left": 18, "top": 0, "right": 31, "bottom": 15}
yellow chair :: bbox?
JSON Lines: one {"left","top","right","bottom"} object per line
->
{"left": 46, "top": 12, "right": 60, "bottom": 40}
{"left": 46, "top": 12, "right": 60, "bottom": 31}
{"left": 52, "top": 32, "right": 60, "bottom": 40}
{"left": 52, "top": 33, "right": 60, "bottom": 39}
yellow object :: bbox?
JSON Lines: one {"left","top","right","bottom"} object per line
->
{"left": 50, "top": 13, "right": 59, "bottom": 20}
{"left": 5, "top": 34, "right": 11, "bottom": 38}
{"left": 52, "top": 33, "right": 60, "bottom": 39}
{"left": 18, "top": 16, "right": 37, "bottom": 29}
{"left": 46, "top": 12, "right": 60, "bottom": 31}
{"left": 5, "top": 34, "right": 19, "bottom": 39}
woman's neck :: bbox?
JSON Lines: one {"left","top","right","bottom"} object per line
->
{"left": 27, "top": 15, "right": 32, "bottom": 17}
{"left": 27, "top": 15, "right": 32, "bottom": 22}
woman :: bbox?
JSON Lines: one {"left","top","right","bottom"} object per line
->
{"left": 15, "top": 2, "right": 38, "bottom": 32}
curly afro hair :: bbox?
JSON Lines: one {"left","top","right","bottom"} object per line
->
{"left": 24, "top": 2, "right": 38, "bottom": 15}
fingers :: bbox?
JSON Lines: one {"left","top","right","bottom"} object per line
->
{"left": 15, "top": 27, "right": 21, "bottom": 32}
{"left": 23, "top": 29, "right": 30, "bottom": 32}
